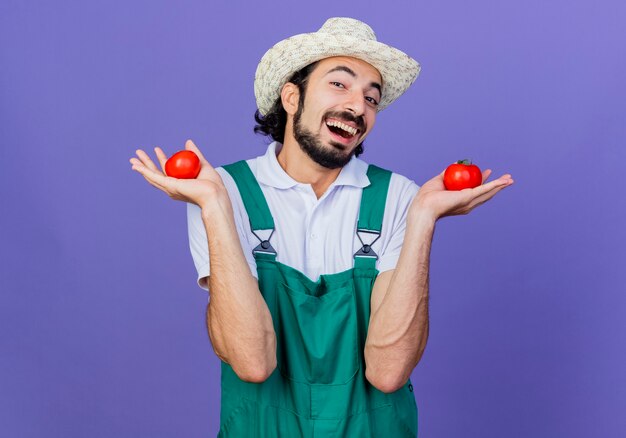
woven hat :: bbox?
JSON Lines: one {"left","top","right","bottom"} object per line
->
{"left": 254, "top": 17, "right": 421, "bottom": 116}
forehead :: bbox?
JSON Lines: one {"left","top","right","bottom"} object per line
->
{"left": 313, "top": 56, "right": 382, "bottom": 84}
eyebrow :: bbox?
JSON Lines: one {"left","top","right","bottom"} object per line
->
{"left": 324, "top": 65, "right": 382, "bottom": 96}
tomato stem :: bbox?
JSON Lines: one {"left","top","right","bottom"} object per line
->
{"left": 457, "top": 159, "right": 472, "bottom": 165}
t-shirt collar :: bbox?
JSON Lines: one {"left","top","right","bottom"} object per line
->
{"left": 255, "top": 141, "right": 371, "bottom": 190}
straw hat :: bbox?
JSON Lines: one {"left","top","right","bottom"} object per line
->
{"left": 254, "top": 17, "right": 421, "bottom": 116}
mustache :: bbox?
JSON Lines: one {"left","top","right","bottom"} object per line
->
{"left": 324, "top": 111, "right": 365, "bottom": 132}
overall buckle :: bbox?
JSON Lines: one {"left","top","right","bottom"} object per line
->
{"left": 353, "top": 228, "right": 381, "bottom": 260}
{"left": 251, "top": 228, "right": 277, "bottom": 256}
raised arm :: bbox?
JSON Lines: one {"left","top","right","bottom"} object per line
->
{"left": 130, "top": 139, "right": 276, "bottom": 382}
{"left": 201, "top": 192, "right": 277, "bottom": 382}
{"left": 364, "top": 168, "right": 514, "bottom": 393}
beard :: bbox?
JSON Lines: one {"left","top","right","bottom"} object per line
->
{"left": 292, "top": 105, "right": 364, "bottom": 170}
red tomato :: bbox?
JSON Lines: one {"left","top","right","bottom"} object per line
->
{"left": 165, "top": 150, "right": 201, "bottom": 179}
{"left": 443, "top": 159, "right": 482, "bottom": 191}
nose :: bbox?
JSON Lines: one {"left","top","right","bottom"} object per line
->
{"left": 343, "top": 89, "right": 365, "bottom": 116}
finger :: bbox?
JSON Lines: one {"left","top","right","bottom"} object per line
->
{"left": 130, "top": 157, "right": 160, "bottom": 182}
{"left": 472, "top": 174, "right": 513, "bottom": 197}
{"left": 131, "top": 160, "right": 170, "bottom": 192}
{"left": 481, "top": 169, "right": 492, "bottom": 184}
{"left": 131, "top": 161, "right": 166, "bottom": 190}
{"left": 154, "top": 147, "right": 168, "bottom": 173}
{"left": 132, "top": 165, "right": 166, "bottom": 191}
{"left": 474, "top": 177, "right": 513, "bottom": 203}
{"left": 141, "top": 173, "right": 167, "bottom": 192}
{"left": 135, "top": 149, "right": 161, "bottom": 173}
{"left": 185, "top": 139, "right": 213, "bottom": 168}
{"left": 433, "top": 168, "right": 446, "bottom": 179}
{"left": 467, "top": 181, "right": 512, "bottom": 209}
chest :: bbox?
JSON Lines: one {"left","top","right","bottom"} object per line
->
{"left": 245, "top": 185, "right": 377, "bottom": 280}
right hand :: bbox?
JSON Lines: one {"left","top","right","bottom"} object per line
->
{"left": 411, "top": 167, "right": 513, "bottom": 222}
{"left": 129, "top": 139, "right": 227, "bottom": 209}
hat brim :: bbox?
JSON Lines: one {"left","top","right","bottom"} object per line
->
{"left": 255, "top": 31, "right": 421, "bottom": 116}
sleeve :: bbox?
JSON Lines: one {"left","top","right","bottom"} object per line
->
{"left": 376, "top": 173, "right": 420, "bottom": 274}
{"left": 186, "top": 167, "right": 258, "bottom": 293}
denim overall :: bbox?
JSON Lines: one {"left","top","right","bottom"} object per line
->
{"left": 217, "top": 160, "right": 418, "bottom": 437}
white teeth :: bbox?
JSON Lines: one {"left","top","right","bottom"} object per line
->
{"left": 326, "top": 120, "right": 358, "bottom": 136}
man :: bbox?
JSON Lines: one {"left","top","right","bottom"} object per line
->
{"left": 130, "top": 17, "right": 513, "bottom": 437}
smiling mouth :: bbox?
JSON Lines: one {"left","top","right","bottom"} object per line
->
{"left": 325, "top": 119, "right": 361, "bottom": 141}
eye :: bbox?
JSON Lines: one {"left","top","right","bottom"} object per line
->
{"left": 365, "top": 96, "right": 379, "bottom": 106}
{"left": 330, "top": 81, "right": 345, "bottom": 88}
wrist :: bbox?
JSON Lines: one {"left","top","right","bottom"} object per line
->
{"left": 407, "top": 202, "right": 438, "bottom": 226}
{"left": 200, "top": 187, "right": 232, "bottom": 220}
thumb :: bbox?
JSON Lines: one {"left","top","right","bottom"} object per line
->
{"left": 185, "top": 139, "right": 211, "bottom": 166}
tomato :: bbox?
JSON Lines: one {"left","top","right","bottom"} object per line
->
{"left": 443, "top": 159, "right": 482, "bottom": 191}
{"left": 165, "top": 150, "right": 201, "bottom": 179}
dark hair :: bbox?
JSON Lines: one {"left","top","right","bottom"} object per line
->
{"left": 253, "top": 61, "right": 364, "bottom": 157}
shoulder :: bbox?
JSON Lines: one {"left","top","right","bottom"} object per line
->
{"left": 214, "top": 156, "right": 261, "bottom": 195}
{"left": 385, "top": 172, "right": 420, "bottom": 217}
{"left": 358, "top": 158, "right": 420, "bottom": 201}
{"left": 389, "top": 170, "right": 419, "bottom": 192}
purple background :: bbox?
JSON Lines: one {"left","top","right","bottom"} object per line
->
{"left": 1, "top": 1, "right": 625, "bottom": 437}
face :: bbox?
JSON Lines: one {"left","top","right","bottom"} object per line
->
{"left": 289, "top": 56, "right": 382, "bottom": 169}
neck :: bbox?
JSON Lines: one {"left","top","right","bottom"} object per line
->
{"left": 277, "top": 137, "right": 341, "bottom": 199}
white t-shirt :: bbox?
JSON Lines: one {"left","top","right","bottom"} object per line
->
{"left": 187, "top": 141, "right": 420, "bottom": 292}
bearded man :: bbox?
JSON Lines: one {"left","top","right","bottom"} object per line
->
{"left": 130, "top": 17, "right": 514, "bottom": 437}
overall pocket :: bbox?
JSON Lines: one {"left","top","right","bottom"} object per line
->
{"left": 275, "top": 281, "right": 360, "bottom": 384}
{"left": 217, "top": 397, "right": 258, "bottom": 438}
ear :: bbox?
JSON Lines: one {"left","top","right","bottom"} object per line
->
{"left": 280, "top": 82, "right": 300, "bottom": 116}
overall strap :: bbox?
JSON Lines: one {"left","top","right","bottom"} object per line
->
{"left": 354, "top": 164, "right": 392, "bottom": 270}
{"left": 222, "top": 160, "right": 277, "bottom": 259}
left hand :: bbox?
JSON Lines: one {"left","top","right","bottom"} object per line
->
{"left": 411, "top": 167, "right": 514, "bottom": 221}
{"left": 129, "top": 140, "right": 229, "bottom": 210}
